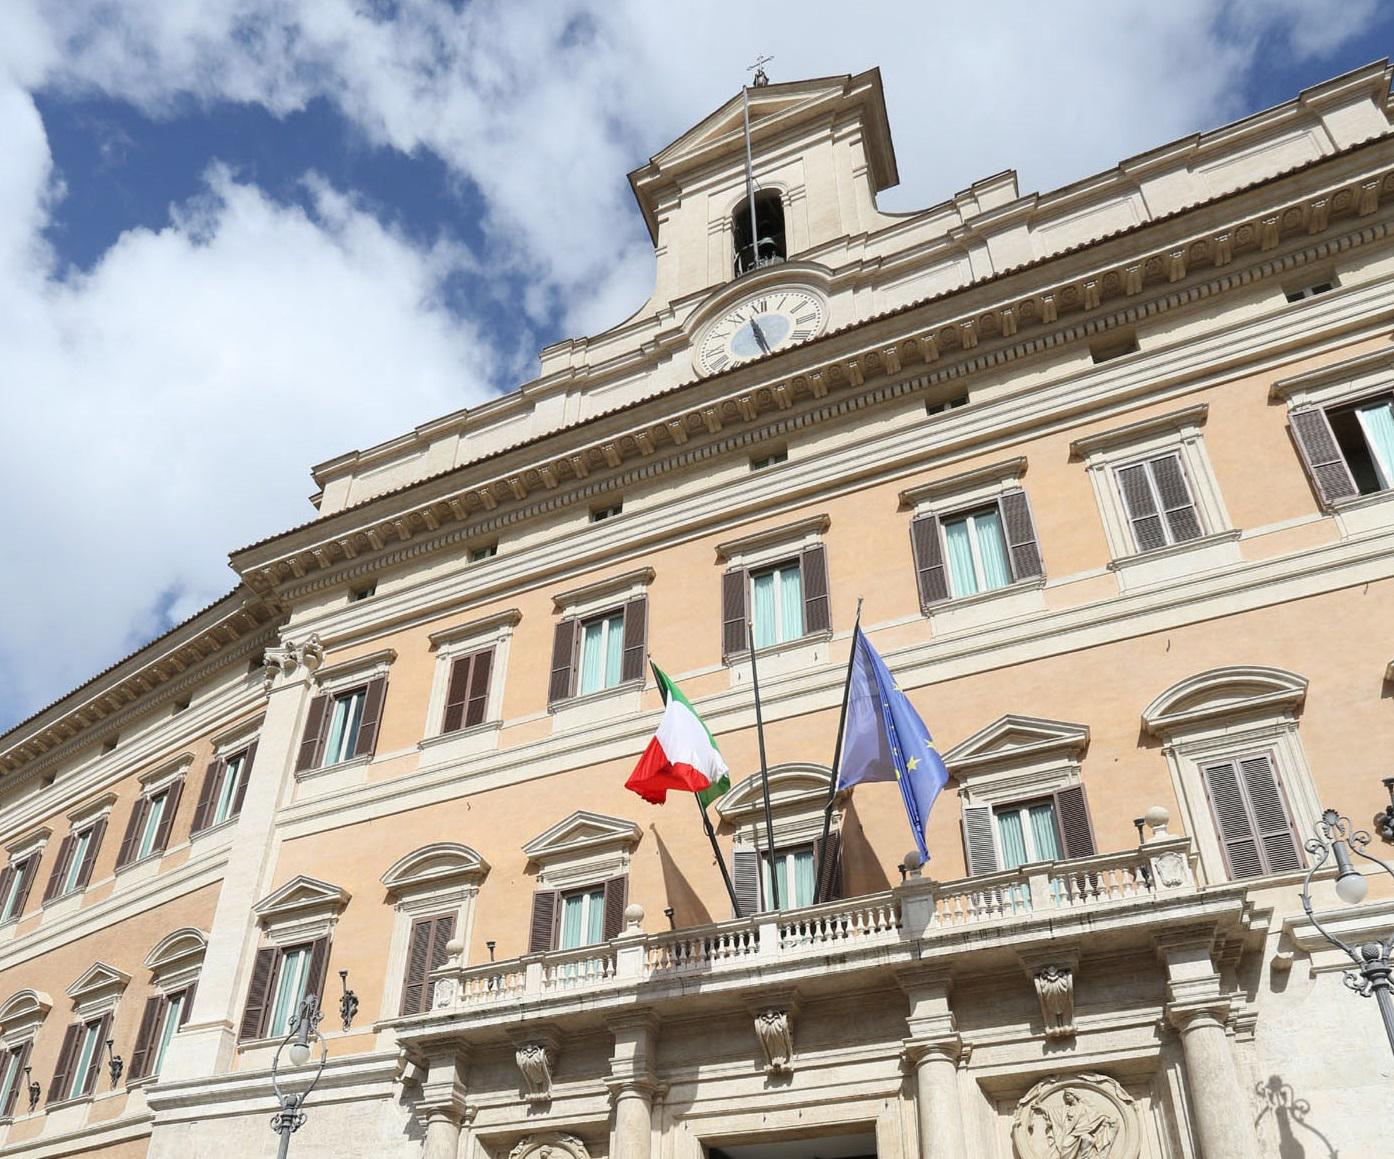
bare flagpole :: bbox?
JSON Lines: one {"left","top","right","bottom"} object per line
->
{"left": 747, "top": 621, "right": 780, "bottom": 912}
{"left": 741, "top": 55, "right": 772, "bottom": 272}
{"left": 814, "top": 597, "right": 862, "bottom": 901}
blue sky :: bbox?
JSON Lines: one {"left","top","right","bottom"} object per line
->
{"left": 1, "top": 1, "right": 1391, "bottom": 732}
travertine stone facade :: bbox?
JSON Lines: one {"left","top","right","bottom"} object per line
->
{"left": 4, "top": 62, "right": 1394, "bottom": 1159}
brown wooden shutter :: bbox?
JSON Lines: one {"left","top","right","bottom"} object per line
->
{"left": 11, "top": 854, "right": 39, "bottom": 918}
{"left": 800, "top": 545, "right": 831, "bottom": 634}
{"left": 42, "top": 835, "right": 74, "bottom": 903}
{"left": 190, "top": 759, "right": 224, "bottom": 834}
{"left": 179, "top": 983, "right": 197, "bottom": 1026}
{"left": 115, "top": 799, "right": 147, "bottom": 869}
{"left": 528, "top": 890, "right": 559, "bottom": 952}
{"left": 0, "top": 866, "right": 13, "bottom": 918}
{"left": 721, "top": 568, "right": 749, "bottom": 661}
{"left": 1150, "top": 455, "right": 1202, "bottom": 543}
{"left": 1291, "top": 407, "right": 1358, "bottom": 506}
{"left": 126, "top": 996, "right": 164, "bottom": 1082}
{"left": 813, "top": 831, "right": 843, "bottom": 904}
{"left": 2, "top": 1041, "right": 30, "bottom": 1116}
{"left": 1053, "top": 785, "right": 1097, "bottom": 860}
{"left": 1116, "top": 462, "right": 1167, "bottom": 552}
{"left": 602, "top": 876, "right": 629, "bottom": 940}
{"left": 1240, "top": 754, "right": 1302, "bottom": 873}
{"left": 442, "top": 654, "right": 473, "bottom": 734}
{"left": 910, "top": 514, "right": 948, "bottom": 609}
{"left": 79, "top": 1014, "right": 111, "bottom": 1097}
{"left": 962, "top": 805, "right": 999, "bottom": 876}
{"left": 548, "top": 621, "right": 578, "bottom": 704}
{"left": 732, "top": 848, "right": 760, "bottom": 917}
{"left": 151, "top": 778, "right": 184, "bottom": 855}
{"left": 620, "top": 597, "right": 649, "bottom": 683}
{"left": 353, "top": 678, "right": 387, "bottom": 759}
{"left": 295, "top": 693, "right": 331, "bottom": 772}
{"left": 230, "top": 741, "right": 257, "bottom": 818}
{"left": 464, "top": 649, "right": 493, "bottom": 728}
{"left": 48, "top": 1024, "right": 81, "bottom": 1104}
{"left": 304, "top": 936, "right": 331, "bottom": 1003}
{"left": 73, "top": 819, "right": 105, "bottom": 890}
{"left": 1202, "top": 759, "right": 1264, "bottom": 879}
{"left": 998, "top": 490, "right": 1044, "bottom": 580}
{"left": 400, "top": 913, "right": 457, "bottom": 1016}
{"left": 239, "top": 947, "right": 279, "bottom": 1040}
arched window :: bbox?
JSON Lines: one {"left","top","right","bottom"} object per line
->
{"left": 732, "top": 190, "right": 787, "bottom": 276}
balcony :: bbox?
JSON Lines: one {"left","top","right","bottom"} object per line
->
{"left": 398, "top": 837, "right": 1246, "bottom": 1050}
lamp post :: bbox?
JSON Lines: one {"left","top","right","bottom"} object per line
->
{"left": 1299, "top": 806, "right": 1394, "bottom": 1055}
{"left": 269, "top": 994, "right": 328, "bottom": 1158}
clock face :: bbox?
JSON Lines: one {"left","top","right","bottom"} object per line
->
{"left": 696, "top": 288, "right": 828, "bottom": 375}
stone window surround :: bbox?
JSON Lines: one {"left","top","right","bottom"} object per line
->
{"left": 123, "top": 931, "right": 206, "bottom": 1090}
{"left": 898, "top": 457, "right": 1047, "bottom": 627}
{"left": 252, "top": 876, "right": 351, "bottom": 949}
{"left": 378, "top": 843, "right": 488, "bottom": 1021}
{"left": 4, "top": 828, "right": 50, "bottom": 866}
{"left": 522, "top": 812, "right": 641, "bottom": 892}
{"left": 421, "top": 609, "right": 521, "bottom": 743}
{"left": 113, "top": 755, "right": 194, "bottom": 881}
{"left": 1070, "top": 404, "right": 1236, "bottom": 580}
{"left": 1141, "top": 666, "right": 1318, "bottom": 888}
{"left": 66, "top": 963, "right": 130, "bottom": 1022}
{"left": 66, "top": 794, "right": 117, "bottom": 831}
{"left": 312, "top": 648, "right": 397, "bottom": 698}
{"left": 1270, "top": 345, "right": 1394, "bottom": 534}
{"left": 549, "top": 571, "right": 653, "bottom": 730}
{"left": 0, "top": 990, "right": 50, "bottom": 1050}
{"left": 715, "top": 763, "right": 838, "bottom": 854}
{"left": 210, "top": 717, "right": 263, "bottom": 759}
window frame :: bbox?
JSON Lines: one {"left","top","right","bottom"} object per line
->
{"left": 1111, "top": 450, "right": 1204, "bottom": 553}
{"left": 422, "top": 609, "right": 518, "bottom": 753}
{"left": 294, "top": 649, "right": 395, "bottom": 779}
{"left": 939, "top": 503, "right": 1014, "bottom": 599}
{"left": 716, "top": 515, "right": 832, "bottom": 669}
{"left": 0, "top": 1039, "right": 30, "bottom": 1120}
{"left": 0, "top": 831, "right": 46, "bottom": 926}
{"left": 748, "top": 557, "right": 805, "bottom": 649}
{"left": 576, "top": 608, "right": 627, "bottom": 696}
{"left": 547, "top": 570, "right": 652, "bottom": 712}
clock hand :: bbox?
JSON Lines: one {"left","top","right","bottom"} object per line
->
{"left": 749, "top": 316, "right": 772, "bottom": 355}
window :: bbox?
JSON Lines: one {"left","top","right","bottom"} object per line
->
{"left": 559, "top": 886, "right": 607, "bottom": 949}
{"left": 350, "top": 580, "right": 377, "bottom": 602}
{"left": 470, "top": 542, "right": 498, "bottom": 561}
{"left": 0, "top": 853, "right": 41, "bottom": 924}
{"left": 750, "top": 560, "right": 803, "bottom": 648}
{"left": 522, "top": 812, "right": 639, "bottom": 952}
{"left": 578, "top": 612, "right": 625, "bottom": 695}
{"left": 239, "top": 938, "right": 329, "bottom": 1042}
{"left": 1089, "top": 328, "right": 1139, "bottom": 364}
{"left": 1200, "top": 752, "right": 1303, "bottom": 880}
{"left": 759, "top": 844, "right": 817, "bottom": 911}
{"left": 1285, "top": 279, "right": 1335, "bottom": 303}
{"left": 528, "top": 877, "right": 627, "bottom": 953}
{"left": 962, "top": 786, "right": 1095, "bottom": 876}
{"left": 49, "top": 1015, "right": 109, "bottom": 1104}
{"left": 399, "top": 913, "right": 456, "bottom": 1016}
{"left": 42, "top": 818, "right": 106, "bottom": 904}
{"left": 925, "top": 394, "right": 968, "bottom": 417}
{"left": 1114, "top": 453, "right": 1203, "bottom": 552}
{"left": 191, "top": 743, "right": 257, "bottom": 834}
{"left": 751, "top": 449, "right": 788, "bottom": 471}
{"left": 1324, "top": 396, "right": 1394, "bottom": 495}
{"left": 548, "top": 590, "right": 648, "bottom": 706}
{"left": 994, "top": 799, "right": 1063, "bottom": 869}
{"left": 440, "top": 649, "right": 494, "bottom": 734}
{"left": 128, "top": 987, "right": 193, "bottom": 1082}
{"left": 0, "top": 1041, "right": 31, "bottom": 1118}
{"left": 100, "top": 737, "right": 118, "bottom": 754}
{"left": 942, "top": 506, "right": 1013, "bottom": 598}
{"left": 590, "top": 502, "right": 623, "bottom": 523}
{"left": 295, "top": 675, "right": 388, "bottom": 772}
{"left": 116, "top": 776, "right": 185, "bottom": 871}
{"left": 733, "top": 189, "right": 786, "bottom": 276}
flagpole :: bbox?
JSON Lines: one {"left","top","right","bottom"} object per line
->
{"left": 747, "top": 622, "right": 780, "bottom": 912}
{"left": 814, "top": 598, "right": 862, "bottom": 901}
{"left": 694, "top": 792, "right": 742, "bottom": 918}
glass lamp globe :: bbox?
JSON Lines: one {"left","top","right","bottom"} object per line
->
{"left": 1335, "top": 869, "right": 1369, "bottom": 906}
{"left": 288, "top": 1040, "right": 312, "bottom": 1067}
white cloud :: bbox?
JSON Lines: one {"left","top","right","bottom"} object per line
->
{"left": 0, "top": 1, "right": 1383, "bottom": 725}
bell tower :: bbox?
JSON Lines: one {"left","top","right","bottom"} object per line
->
{"left": 627, "top": 68, "right": 900, "bottom": 312}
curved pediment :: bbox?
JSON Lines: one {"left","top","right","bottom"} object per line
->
{"left": 381, "top": 843, "right": 489, "bottom": 895}
{"left": 253, "top": 875, "right": 351, "bottom": 923}
{"left": 145, "top": 928, "right": 208, "bottom": 972}
{"left": 942, "top": 716, "right": 1090, "bottom": 776}
{"left": 0, "top": 989, "right": 51, "bottom": 1030}
{"left": 523, "top": 812, "right": 641, "bottom": 863}
{"left": 1142, "top": 666, "right": 1307, "bottom": 736}
{"left": 714, "top": 763, "right": 832, "bottom": 822}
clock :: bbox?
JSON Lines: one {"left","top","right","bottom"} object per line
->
{"left": 695, "top": 287, "right": 828, "bottom": 376}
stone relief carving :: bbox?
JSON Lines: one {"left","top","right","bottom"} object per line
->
{"left": 431, "top": 978, "right": 456, "bottom": 1010}
{"left": 516, "top": 1040, "right": 558, "bottom": 1103}
{"left": 262, "top": 634, "right": 325, "bottom": 690}
{"left": 508, "top": 1133, "right": 590, "bottom": 1159}
{"left": 1011, "top": 1073, "right": 1140, "bottom": 1159}
{"left": 1152, "top": 850, "right": 1188, "bottom": 889}
{"left": 754, "top": 1007, "right": 794, "bottom": 1073}
{"left": 1033, "top": 964, "right": 1076, "bottom": 1039}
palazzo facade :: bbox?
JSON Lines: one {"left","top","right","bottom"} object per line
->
{"left": 4, "top": 62, "right": 1394, "bottom": 1159}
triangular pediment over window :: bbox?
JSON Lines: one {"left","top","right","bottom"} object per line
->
{"left": 942, "top": 716, "right": 1090, "bottom": 776}
{"left": 1142, "top": 666, "right": 1307, "bottom": 737}
{"left": 715, "top": 763, "right": 832, "bottom": 823}
{"left": 523, "top": 812, "right": 640, "bottom": 863}
{"left": 381, "top": 843, "right": 489, "bottom": 895}
{"left": 66, "top": 962, "right": 131, "bottom": 1002}
{"left": 253, "top": 875, "right": 351, "bottom": 924}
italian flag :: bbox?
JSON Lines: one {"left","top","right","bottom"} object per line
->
{"left": 625, "top": 664, "right": 731, "bottom": 806}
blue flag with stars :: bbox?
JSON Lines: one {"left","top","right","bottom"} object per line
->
{"left": 836, "top": 626, "right": 948, "bottom": 859}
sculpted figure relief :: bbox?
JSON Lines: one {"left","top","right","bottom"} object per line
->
{"left": 754, "top": 1007, "right": 794, "bottom": 1073}
{"left": 516, "top": 1041, "right": 556, "bottom": 1102}
{"left": 1033, "top": 965, "right": 1075, "bottom": 1039}
{"left": 1012, "top": 1074, "right": 1140, "bottom": 1159}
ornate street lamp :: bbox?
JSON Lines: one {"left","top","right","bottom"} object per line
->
{"left": 270, "top": 994, "right": 328, "bottom": 1158}
{"left": 1299, "top": 807, "right": 1394, "bottom": 1055}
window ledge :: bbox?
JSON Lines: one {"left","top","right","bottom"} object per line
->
{"left": 550, "top": 680, "right": 645, "bottom": 734}
{"left": 1331, "top": 486, "right": 1394, "bottom": 537}
{"left": 43, "top": 1093, "right": 93, "bottom": 1112}
{"left": 418, "top": 720, "right": 504, "bottom": 768}
{"left": 727, "top": 631, "right": 835, "bottom": 688}
{"left": 925, "top": 578, "right": 1046, "bottom": 637}
{"left": 725, "top": 629, "right": 835, "bottom": 667}
{"left": 114, "top": 849, "right": 167, "bottom": 877}
{"left": 297, "top": 752, "right": 373, "bottom": 782}
{"left": 189, "top": 816, "right": 238, "bottom": 843}
{"left": 926, "top": 575, "right": 1045, "bottom": 615}
{"left": 551, "top": 678, "right": 645, "bottom": 714}
{"left": 419, "top": 720, "right": 503, "bottom": 750}
{"left": 1107, "top": 528, "right": 1241, "bottom": 590}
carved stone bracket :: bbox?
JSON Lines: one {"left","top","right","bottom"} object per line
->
{"left": 509, "top": 1133, "right": 590, "bottom": 1159}
{"left": 1011, "top": 1072, "right": 1141, "bottom": 1159}
{"left": 262, "top": 633, "right": 325, "bottom": 691}
{"left": 512, "top": 1028, "right": 560, "bottom": 1104}
{"left": 1020, "top": 946, "right": 1080, "bottom": 1041}
{"left": 753, "top": 1007, "right": 794, "bottom": 1074}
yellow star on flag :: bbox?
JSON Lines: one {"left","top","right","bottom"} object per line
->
{"left": 906, "top": 756, "right": 920, "bottom": 770}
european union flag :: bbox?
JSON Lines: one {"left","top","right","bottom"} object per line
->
{"left": 837, "top": 626, "right": 949, "bottom": 859}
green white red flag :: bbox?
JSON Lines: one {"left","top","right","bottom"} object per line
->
{"left": 625, "top": 664, "right": 730, "bottom": 805}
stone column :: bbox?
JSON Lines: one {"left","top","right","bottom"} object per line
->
{"left": 418, "top": 1046, "right": 470, "bottom": 1159}
{"left": 422, "top": 1107, "right": 464, "bottom": 1159}
{"left": 608, "top": 1011, "right": 660, "bottom": 1159}
{"left": 1158, "top": 929, "right": 1260, "bottom": 1159}
{"left": 898, "top": 967, "right": 967, "bottom": 1159}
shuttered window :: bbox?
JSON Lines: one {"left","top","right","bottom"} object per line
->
{"left": 127, "top": 985, "right": 194, "bottom": 1082}
{"left": 963, "top": 785, "right": 1096, "bottom": 875}
{"left": 192, "top": 741, "right": 257, "bottom": 834}
{"left": 238, "top": 937, "right": 330, "bottom": 1041}
{"left": 441, "top": 649, "right": 494, "bottom": 734}
{"left": 528, "top": 877, "right": 627, "bottom": 952}
{"left": 296, "top": 678, "right": 387, "bottom": 770}
{"left": 548, "top": 596, "right": 648, "bottom": 704}
{"left": 53, "top": 1015, "right": 110, "bottom": 1102}
{"left": 1201, "top": 753, "right": 1303, "bottom": 880}
{"left": 0, "top": 854, "right": 39, "bottom": 923}
{"left": 44, "top": 819, "right": 106, "bottom": 902}
{"left": 721, "top": 545, "right": 830, "bottom": 660}
{"left": 733, "top": 834, "right": 842, "bottom": 914}
{"left": 1114, "top": 453, "right": 1203, "bottom": 553}
{"left": 400, "top": 913, "right": 457, "bottom": 1016}
{"left": 910, "top": 489, "right": 1042, "bottom": 611}
{"left": 1300, "top": 396, "right": 1394, "bottom": 501}
{"left": 116, "top": 779, "right": 185, "bottom": 869}
{"left": 0, "top": 1040, "right": 30, "bottom": 1118}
